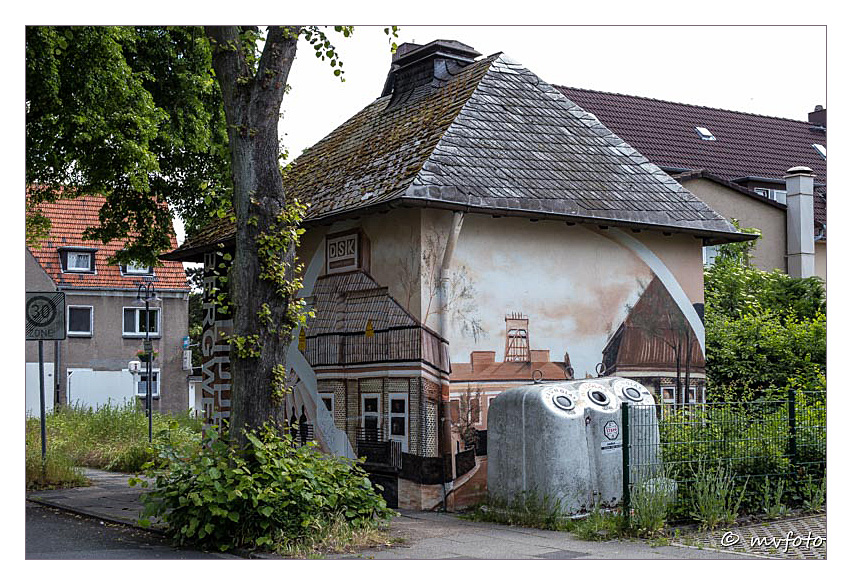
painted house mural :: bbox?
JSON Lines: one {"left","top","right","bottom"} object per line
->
{"left": 165, "top": 39, "right": 753, "bottom": 509}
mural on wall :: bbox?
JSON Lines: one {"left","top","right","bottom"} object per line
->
{"left": 200, "top": 251, "right": 233, "bottom": 428}
{"left": 439, "top": 218, "right": 653, "bottom": 378}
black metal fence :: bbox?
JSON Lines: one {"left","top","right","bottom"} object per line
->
{"left": 356, "top": 427, "right": 402, "bottom": 469}
{"left": 622, "top": 390, "right": 826, "bottom": 519}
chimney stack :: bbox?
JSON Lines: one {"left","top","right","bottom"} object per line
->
{"left": 381, "top": 40, "right": 481, "bottom": 109}
{"left": 784, "top": 166, "right": 816, "bottom": 278}
{"left": 808, "top": 105, "right": 826, "bottom": 129}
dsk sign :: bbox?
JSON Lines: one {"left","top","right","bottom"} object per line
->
{"left": 26, "top": 292, "right": 66, "bottom": 341}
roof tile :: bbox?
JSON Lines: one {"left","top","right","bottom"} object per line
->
{"left": 29, "top": 195, "right": 189, "bottom": 291}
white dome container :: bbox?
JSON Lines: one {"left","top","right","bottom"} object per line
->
{"left": 487, "top": 377, "right": 658, "bottom": 514}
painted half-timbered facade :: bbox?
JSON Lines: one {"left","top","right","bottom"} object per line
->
{"left": 165, "top": 40, "right": 752, "bottom": 509}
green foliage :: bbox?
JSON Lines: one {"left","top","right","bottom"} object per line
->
{"left": 134, "top": 424, "right": 393, "bottom": 552}
{"left": 688, "top": 460, "right": 747, "bottom": 530}
{"left": 467, "top": 491, "right": 571, "bottom": 531}
{"left": 704, "top": 226, "right": 826, "bottom": 399}
{"left": 26, "top": 26, "right": 230, "bottom": 264}
{"left": 466, "top": 492, "right": 626, "bottom": 541}
{"left": 656, "top": 393, "right": 825, "bottom": 519}
{"left": 25, "top": 401, "right": 202, "bottom": 473}
{"left": 25, "top": 446, "right": 89, "bottom": 491}
{"left": 629, "top": 473, "right": 676, "bottom": 536}
{"left": 761, "top": 476, "right": 790, "bottom": 519}
{"left": 800, "top": 475, "right": 826, "bottom": 513}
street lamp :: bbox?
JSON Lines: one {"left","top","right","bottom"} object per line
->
{"left": 134, "top": 281, "right": 159, "bottom": 442}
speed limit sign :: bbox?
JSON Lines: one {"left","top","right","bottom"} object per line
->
{"left": 26, "top": 292, "right": 66, "bottom": 341}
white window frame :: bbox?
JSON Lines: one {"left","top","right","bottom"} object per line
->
{"left": 122, "top": 306, "right": 161, "bottom": 338}
{"left": 769, "top": 189, "right": 787, "bottom": 204}
{"left": 703, "top": 245, "right": 721, "bottom": 266}
{"left": 63, "top": 250, "right": 94, "bottom": 273}
{"left": 361, "top": 393, "right": 381, "bottom": 438}
{"left": 660, "top": 385, "right": 704, "bottom": 413}
{"left": 695, "top": 126, "right": 716, "bottom": 141}
{"left": 388, "top": 392, "right": 409, "bottom": 452}
{"left": 67, "top": 305, "right": 93, "bottom": 337}
{"left": 121, "top": 261, "right": 153, "bottom": 276}
{"left": 134, "top": 368, "right": 161, "bottom": 398}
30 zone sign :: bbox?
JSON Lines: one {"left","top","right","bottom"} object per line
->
{"left": 26, "top": 292, "right": 66, "bottom": 341}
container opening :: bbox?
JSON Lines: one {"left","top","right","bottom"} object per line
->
{"left": 588, "top": 390, "right": 610, "bottom": 405}
{"left": 623, "top": 387, "right": 643, "bottom": 401}
{"left": 553, "top": 394, "right": 575, "bottom": 410}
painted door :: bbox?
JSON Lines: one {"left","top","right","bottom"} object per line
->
{"left": 388, "top": 392, "right": 408, "bottom": 452}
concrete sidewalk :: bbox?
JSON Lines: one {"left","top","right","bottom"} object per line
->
{"left": 26, "top": 468, "right": 821, "bottom": 560}
{"left": 27, "top": 468, "right": 163, "bottom": 531}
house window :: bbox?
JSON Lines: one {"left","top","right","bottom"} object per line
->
{"left": 67, "top": 306, "right": 93, "bottom": 337}
{"left": 121, "top": 261, "right": 153, "bottom": 276}
{"left": 61, "top": 250, "right": 95, "bottom": 273}
{"left": 695, "top": 126, "right": 716, "bottom": 141}
{"left": 319, "top": 392, "right": 334, "bottom": 414}
{"left": 361, "top": 393, "right": 381, "bottom": 441}
{"left": 135, "top": 370, "right": 160, "bottom": 398}
{"left": 812, "top": 144, "right": 826, "bottom": 159}
{"left": 123, "top": 307, "right": 160, "bottom": 337}
{"left": 769, "top": 189, "right": 787, "bottom": 204}
{"left": 703, "top": 245, "right": 721, "bottom": 266}
{"left": 754, "top": 187, "right": 770, "bottom": 198}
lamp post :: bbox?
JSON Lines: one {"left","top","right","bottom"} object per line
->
{"left": 134, "top": 281, "right": 159, "bottom": 442}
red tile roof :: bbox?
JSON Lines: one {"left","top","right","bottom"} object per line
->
{"left": 557, "top": 87, "right": 827, "bottom": 229}
{"left": 451, "top": 357, "right": 569, "bottom": 383}
{"left": 28, "top": 195, "right": 189, "bottom": 291}
{"left": 557, "top": 87, "right": 826, "bottom": 184}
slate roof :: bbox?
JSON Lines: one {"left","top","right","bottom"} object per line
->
{"left": 167, "top": 51, "right": 747, "bottom": 261}
{"left": 28, "top": 195, "right": 189, "bottom": 291}
{"left": 558, "top": 87, "right": 828, "bottom": 228}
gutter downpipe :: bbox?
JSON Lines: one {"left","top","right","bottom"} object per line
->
{"left": 438, "top": 211, "right": 465, "bottom": 511}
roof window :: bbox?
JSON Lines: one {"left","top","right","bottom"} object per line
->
{"left": 695, "top": 126, "right": 716, "bottom": 141}
{"left": 812, "top": 144, "right": 826, "bottom": 159}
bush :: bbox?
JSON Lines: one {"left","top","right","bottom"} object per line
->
{"left": 134, "top": 424, "right": 394, "bottom": 552}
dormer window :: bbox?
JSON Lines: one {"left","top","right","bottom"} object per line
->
{"left": 695, "top": 126, "right": 716, "bottom": 141}
{"left": 60, "top": 249, "right": 95, "bottom": 273}
{"left": 121, "top": 261, "right": 153, "bottom": 276}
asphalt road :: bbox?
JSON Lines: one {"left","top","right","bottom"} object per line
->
{"left": 25, "top": 502, "right": 240, "bottom": 560}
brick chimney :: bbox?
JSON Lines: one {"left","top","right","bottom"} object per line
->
{"left": 808, "top": 105, "right": 826, "bottom": 128}
{"left": 381, "top": 40, "right": 481, "bottom": 109}
{"left": 785, "top": 166, "right": 816, "bottom": 278}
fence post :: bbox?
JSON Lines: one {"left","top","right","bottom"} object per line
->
{"left": 787, "top": 387, "right": 797, "bottom": 464}
{"left": 621, "top": 401, "right": 630, "bottom": 522}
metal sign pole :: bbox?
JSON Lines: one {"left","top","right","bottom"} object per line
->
{"left": 26, "top": 291, "right": 66, "bottom": 470}
{"left": 38, "top": 340, "right": 47, "bottom": 462}
{"left": 146, "top": 299, "right": 152, "bottom": 443}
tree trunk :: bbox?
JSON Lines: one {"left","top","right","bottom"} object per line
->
{"left": 206, "top": 26, "right": 300, "bottom": 443}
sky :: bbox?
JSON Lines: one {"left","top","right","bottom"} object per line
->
{"left": 279, "top": 25, "right": 827, "bottom": 164}
{"left": 169, "top": 23, "right": 827, "bottom": 245}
